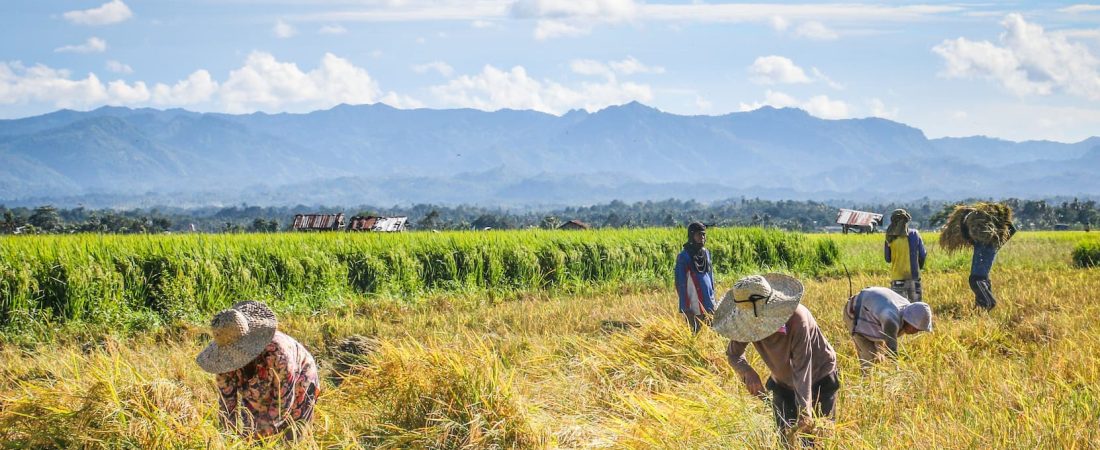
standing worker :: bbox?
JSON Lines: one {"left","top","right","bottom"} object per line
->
{"left": 675, "top": 222, "right": 716, "bottom": 334}
{"left": 844, "top": 286, "right": 933, "bottom": 371}
{"left": 884, "top": 209, "right": 927, "bottom": 301}
{"left": 712, "top": 274, "right": 839, "bottom": 447}
{"left": 939, "top": 203, "right": 1017, "bottom": 310}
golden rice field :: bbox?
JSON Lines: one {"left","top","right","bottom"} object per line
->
{"left": 1, "top": 231, "right": 1098, "bottom": 449}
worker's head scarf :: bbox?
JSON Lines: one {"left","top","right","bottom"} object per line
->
{"left": 683, "top": 222, "right": 710, "bottom": 272}
{"left": 886, "top": 209, "right": 911, "bottom": 241}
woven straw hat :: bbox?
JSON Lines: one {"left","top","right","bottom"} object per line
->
{"left": 196, "top": 301, "right": 277, "bottom": 374}
{"left": 711, "top": 273, "right": 804, "bottom": 342}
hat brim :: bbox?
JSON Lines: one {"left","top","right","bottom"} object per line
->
{"left": 711, "top": 273, "right": 804, "bottom": 342}
{"left": 196, "top": 301, "right": 278, "bottom": 374}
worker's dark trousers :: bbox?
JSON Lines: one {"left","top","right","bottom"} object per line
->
{"left": 767, "top": 371, "right": 840, "bottom": 447}
{"left": 970, "top": 244, "right": 999, "bottom": 310}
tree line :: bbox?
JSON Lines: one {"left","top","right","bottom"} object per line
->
{"left": 1, "top": 197, "right": 1096, "bottom": 235}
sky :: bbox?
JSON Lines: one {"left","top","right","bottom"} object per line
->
{"left": 1, "top": 1, "right": 1099, "bottom": 142}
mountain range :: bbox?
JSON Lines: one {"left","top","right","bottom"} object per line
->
{"left": 1, "top": 102, "right": 1097, "bottom": 207}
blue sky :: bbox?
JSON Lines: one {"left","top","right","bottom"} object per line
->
{"left": 2, "top": 0, "right": 1099, "bottom": 142}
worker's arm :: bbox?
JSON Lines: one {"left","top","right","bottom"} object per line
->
{"left": 915, "top": 231, "right": 927, "bottom": 270}
{"left": 787, "top": 314, "right": 816, "bottom": 419}
{"left": 674, "top": 253, "right": 688, "bottom": 313}
{"left": 726, "top": 340, "right": 764, "bottom": 397}
{"left": 215, "top": 373, "right": 240, "bottom": 429}
{"left": 884, "top": 240, "right": 892, "bottom": 262}
{"left": 705, "top": 250, "right": 716, "bottom": 314}
{"left": 881, "top": 316, "right": 900, "bottom": 357}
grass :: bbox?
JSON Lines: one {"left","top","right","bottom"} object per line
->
{"left": 0, "top": 231, "right": 1098, "bottom": 448}
{"left": 0, "top": 228, "right": 836, "bottom": 339}
{"left": 1072, "top": 238, "right": 1100, "bottom": 268}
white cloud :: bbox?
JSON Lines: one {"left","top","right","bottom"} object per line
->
{"left": 811, "top": 67, "right": 844, "bottom": 90}
{"left": 640, "top": 3, "right": 962, "bottom": 23}
{"left": 0, "top": 53, "right": 414, "bottom": 114}
{"left": 152, "top": 70, "right": 219, "bottom": 105}
{"left": 534, "top": 19, "right": 590, "bottom": 39}
{"left": 429, "top": 64, "right": 652, "bottom": 114}
{"left": 514, "top": 0, "right": 638, "bottom": 40}
{"left": 274, "top": 19, "right": 298, "bottom": 38}
{"left": 739, "top": 90, "right": 799, "bottom": 110}
{"left": 609, "top": 56, "right": 665, "bottom": 74}
{"left": 571, "top": 56, "right": 664, "bottom": 77}
{"left": 695, "top": 95, "right": 712, "bottom": 111}
{"left": 1059, "top": 4, "right": 1100, "bottom": 14}
{"left": 106, "top": 80, "right": 150, "bottom": 104}
{"left": 867, "top": 98, "right": 898, "bottom": 119}
{"left": 0, "top": 62, "right": 143, "bottom": 109}
{"left": 511, "top": 0, "right": 638, "bottom": 21}
{"left": 412, "top": 61, "right": 455, "bottom": 77}
{"left": 748, "top": 56, "right": 811, "bottom": 84}
{"left": 570, "top": 59, "right": 611, "bottom": 77}
{"left": 63, "top": 0, "right": 133, "bottom": 26}
{"left": 106, "top": 60, "right": 133, "bottom": 74}
{"left": 220, "top": 52, "right": 385, "bottom": 113}
{"left": 318, "top": 24, "right": 348, "bottom": 34}
{"left": 472, "top": 19, "right": 497, "bottom": 28}
{"left": 933, "top": 14, "right": 1100, "bottom": 100}
{"left": 54, "top": 37, "right": 108, "bottom": 54}
{"left": 803, "top": 94, "right": 849, "bottom": 119}
{"left": 770, "top": 15, "right": 789, "bottom": 31}
{"left": 926, "top": 102, "right": 1100, "bottom": 142}
{"left": 738, "top": 89, "right": 851, "bottom": 119}
{"left": 294, "top": 1, "right": 510, "bottom": 22}
{"left": 793, "top": 21, "right": 839, "bottom": 40}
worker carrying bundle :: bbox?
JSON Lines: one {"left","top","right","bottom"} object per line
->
{"left": 939, "top": 202, "right": 1018, "bottom": 310}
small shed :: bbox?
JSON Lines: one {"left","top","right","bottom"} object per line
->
{"left": 559, "top": 220, "right": 591, "bottom": 230}
{"left": 292, "top": 213, "right": 345, "bottom": 231}
{"left": 835, "top": 209, "right": 883, "bottom": 234}
{"left": 348, "top": 216, "right": 408, "bottom": 232}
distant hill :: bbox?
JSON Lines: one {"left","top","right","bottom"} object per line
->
{"left": 1, "top": 102, "right": 1097, "bottom": 207}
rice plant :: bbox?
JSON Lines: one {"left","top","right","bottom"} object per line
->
{"left": 0, "top": 228, "right": 837, "bottom": 334}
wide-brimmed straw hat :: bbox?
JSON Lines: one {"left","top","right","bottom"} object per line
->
{"left": 196, "top": 301, "right": 277, "bottom": 374}
{"left": 711, "top": 273, "right": 804, "bottom": 342}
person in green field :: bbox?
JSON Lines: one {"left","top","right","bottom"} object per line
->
{"left": 843, "top": 286, "right": 933, "bottom": 371}
{"left": 712, "top": 274, "right": 839, "bottom": 447}
{"left": 884, "top": 209, "right": 926, "bottom": 302}
{"left": 196, "top": 301, "right": 320, "bottom": 440}
{"left": 675, "top": 222, "right": 716, "bottom": 334}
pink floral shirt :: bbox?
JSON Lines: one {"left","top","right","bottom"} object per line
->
{"left": 216, "top": 331, "right": 320, "bottom": 437}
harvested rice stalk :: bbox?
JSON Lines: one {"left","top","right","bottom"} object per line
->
{"left": 939, "top": 202, "right": 1015, "bottom": 252}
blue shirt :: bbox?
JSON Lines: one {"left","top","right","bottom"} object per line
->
{"left": 675, "top": 248, "right": 716, "bottom": 314}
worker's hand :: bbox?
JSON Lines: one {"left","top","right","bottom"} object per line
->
{"left": 742, "top": 372, "right": 765, "bottom": 398}
{"left": 795, "top": 414, "right": 814, "bottom": 433}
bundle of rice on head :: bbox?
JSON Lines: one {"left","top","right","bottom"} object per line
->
{"left": 939, "top": 202, "right": 1016, "bottom": 252}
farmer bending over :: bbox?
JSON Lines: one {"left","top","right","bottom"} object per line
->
{"left": 196, "top": 301, "right": 320, "bottom": 440}
{"left": 713, "top": 274, "right": 839, "bottom": 447}
{"left": 844, "top": 287, "right": 932, "bottom": 371}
